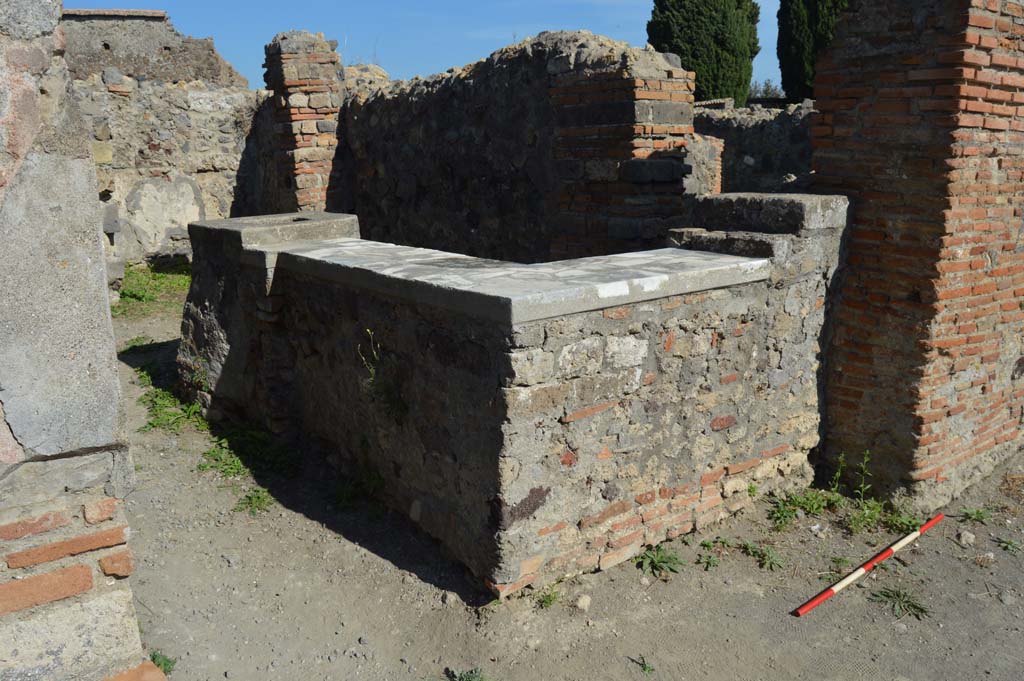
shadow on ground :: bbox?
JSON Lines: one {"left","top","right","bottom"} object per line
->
{"left": 118, "top": 337, "right": 491, "bottom": 606}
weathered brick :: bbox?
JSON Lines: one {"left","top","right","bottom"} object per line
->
{"left": 6, "top": 525, "right": 128, "bottom": 569}
{"left": 83, "top": 497, "right": 119, "bottom": 525}
{"left": 0, "top": 509, "right": 70, "bottom": 542}
{"left": 0, "top": 565, "right": 93, "bottom": 616}
{"left": 99, "top": 549, "right": 135, "bottom": 578}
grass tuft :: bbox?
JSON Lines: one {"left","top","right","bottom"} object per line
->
{"left": 112, "top": 263, "right": 191, "bottom": 318}
{"left": 234, "top": 487, "right": 274, "bottom": 516}
{"left": 996, "top": 538, "right": 1022, "bottom": 555}
{"left": 535, "top": 585, "right": 560, "bottom": 609}
{"left": 869, "top": 587, "right": 929, "bottom": 620}
{"left": 959, "top": 507, "right": 992, "bottom": 524}
{"left": 149, "top": 650, "right": 176, "bottom": 674}
{"left": 445, "top": 669, "right": 492, "bottom": 681}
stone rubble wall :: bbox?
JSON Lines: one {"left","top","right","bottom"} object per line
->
{"left": 493, "top": 194, "right": 845, "bottom": 592}
{"left": 0, "top": 1, "right": 155, "bottom": 678}
{"left": 61, "top": 9, "right": 246, "bottom": 87}
{"left": 694, "top": 101, "right": 813, "bottom": 193}
{"left": 331, "top": 31, "right": 722, "bottom": 263}
{"left": 71, "top": 73, "right": 267, "bottom": 271}
{"left": 814, "top": 0, "right": 1024, "bottom": 509}
{"left": 62, "top": 11, "right": 268, "bottom": 275}
{"left": 177, "top": 193, "right": 846, "bottom": 596}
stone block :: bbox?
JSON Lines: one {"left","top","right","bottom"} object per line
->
{"left": 0, "top": 588, "right": 144, "bottom": 680}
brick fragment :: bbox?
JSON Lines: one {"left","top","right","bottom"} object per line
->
{"left": 0, "top": 565, "right": 93, "bottom": 616}
{"left": 6, "top": 525, "right": 128, "bottom": 569}
{"left": 83, "top": 498, "right": 119, "bottom": 525}
{"left": 103, "top": 660, "right": 168, "bottom": 681}
{"left": 99, "top": 549, "right": 135, "bottom": 578}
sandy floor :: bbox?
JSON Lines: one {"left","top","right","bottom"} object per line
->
{"left": 115, "top": 310, "right": 1024, "bottom": 681}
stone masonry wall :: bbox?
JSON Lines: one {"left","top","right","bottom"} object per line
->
{"left": 815, "top": 0, "right": 1024, "bottom": 509}
{"left": 695, "top": 101, "right": 813, "bottom": 192}
{"left": 61, "top": 9, "right": 246, "bottom": 86}
{"left": 0, "top": 1, "right": 156, "bottom": 678}
{"left": 178, "top": 193, "right": 845, "bottom": 596}
{"left": 63, "top": 10, "right": 266, "bottom": 272}
{"left": 332, "top": 31, "right": 722, "bottom": 263}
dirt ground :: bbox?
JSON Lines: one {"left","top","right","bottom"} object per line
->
{"left": 114, "top": 308, "right": 1024, "bottom": 681}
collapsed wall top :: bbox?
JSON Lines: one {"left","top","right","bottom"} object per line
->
{"left": 61, "top": 8, "right": 247, "bottom": 86}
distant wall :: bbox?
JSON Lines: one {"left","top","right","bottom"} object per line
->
{"left": 63, "top": 10, "right": 265, "bottom": 273}
{"left": 331, "top": 31, "right": 717, "bottom": 263}
{"left": 62, "top": 9, "right": 246, "bottom": 87}
{"left": 695, "top": 102, "right": 813, "bottom": 193}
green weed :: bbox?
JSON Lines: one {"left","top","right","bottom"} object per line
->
{"left": 112, "top": 263, "right": 191, "bottom": 318}
{"left": 996, "top": 538, "right": 1022, "bottom": 555}
{"left": 869, "top": 587, "right": 930, "bottom": 620}
{"left": 883, "top": 508, "right": 923, "bottom": 534}
{"left": 535, "top": 585, "right": 560, "bottom": 609}
{"left": 696, "top": 552, "right": 720, "bottom": 571}
{"left": 747, "top": 483, "right": 758, "bottom": 498}
{"left": 137, "top": 383, "right": 206, "bottom": 433}
{"left": 633, "top": 545, "right": 683, "bottom": 579}
{"left": 634, "top": 656, "right": 655, "bottom": 675}
{"left": 197, "top": 438, "right": 247, "bottom": 478}
{"left": 960, "top": 507, "right": 992, "bottom": 524}
{"left": 445, "top": 669, "right": 491, "bottom": 681}
{"left": 739, "top": 541, "right": 784, "bottom": 571}
{"left": 149, "top": 650, "right": 176, "bottom": 674}
{"left": 234, "top": 487, "right": 274, "bottom": 515}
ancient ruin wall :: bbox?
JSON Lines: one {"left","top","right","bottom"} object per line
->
{"left": 178, "top": 193, "right": 845, "bottom": 595}
{"left": 331, "top": 31, "right": 720, "bottom": 263}
{"left": 815, "top": 0, "right": 1024, "bottom": 508}
{"left": 695, "top": 101, "right": 813, "bottom": 192}
{"left": 62, "top": 10, "right": 268, "bottom": 272}
{"left": 61, "top": 8, "right": 246, "bottom": 86}
{"left": 0, "top": 1, "right": 154, "bottom": 678}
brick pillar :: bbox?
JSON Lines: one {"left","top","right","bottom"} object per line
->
{"left": 549, "top": 66, "right": 717, "bottom": 258}
{"left": 263, "top": 31, "right": 342, "bottom": 212}
{"left": 815, "top": 0, "right": 1024, "bottom": 508}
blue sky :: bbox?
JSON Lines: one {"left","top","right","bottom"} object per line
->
{"left": 65, "top": 0, "right": 782, "bottom": 88}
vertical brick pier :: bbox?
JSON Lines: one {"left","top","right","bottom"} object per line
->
{"left": 815, "top": 0, "right": 1024, "bottom": 508}
{"left": 263, "top": 31, "right": 343, "bottom": 212}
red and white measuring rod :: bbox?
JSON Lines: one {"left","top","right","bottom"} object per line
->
{"left": 793, "top": 513, "right": 944, "bottom": 617}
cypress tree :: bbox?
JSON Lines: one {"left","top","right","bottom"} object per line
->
{"left": 647, "top": 0, "right": 761, "bottom": 106}
{"left": 777, "top": 0, "right": 848, "bottom": 101}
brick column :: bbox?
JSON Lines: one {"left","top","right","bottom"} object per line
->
{"left": 263, "top": 31, "right": 342, "bottom": 212}
{"left": 815, "top": 0, "right": 1024, "bottom": 508}
{"left": 549, "top": 66, "right": 719, "bottom": 258}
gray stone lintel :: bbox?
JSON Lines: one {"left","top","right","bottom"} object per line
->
{"left": 191, "top": 212, "right": 770, "bottom": 325}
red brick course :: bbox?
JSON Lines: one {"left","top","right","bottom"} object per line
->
{"left": 0, "top": 509, "right": 70, "bottom": 541}
{"left": 6, "top": 525, "right": 128, "bottom": 569}
{"left": 0, "top": 564, "right": 93, "bottom": 616}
